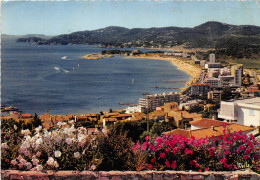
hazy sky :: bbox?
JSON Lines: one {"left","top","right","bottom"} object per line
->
{"left": 1, "top": 1, "right": 260, "bottom": 35}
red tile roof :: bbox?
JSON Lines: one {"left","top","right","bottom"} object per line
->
{"left": 21, "top": 113, "right": 32, "bottom": 118}
{"left": 192, "top": 83, "right": 210, "bottom": 86}
{"left": 164, "top": 129, "right": 191, "bottom": 138}
{"left": 190, "top": 119, "right": 230, "bottom": 128}
{"left": 164, "top": 123, "right": 254, "bottom": 139}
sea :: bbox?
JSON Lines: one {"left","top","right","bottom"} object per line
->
{"left": 1, "top": 37, "right": 190, "bottom": 115}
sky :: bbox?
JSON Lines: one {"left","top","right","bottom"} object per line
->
{"left": 1, "top": 1, "right": 260, "bottom": 35}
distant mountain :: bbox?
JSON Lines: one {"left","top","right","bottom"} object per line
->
{"left": 16, "top": 21, "right": 260, "bottom": 58}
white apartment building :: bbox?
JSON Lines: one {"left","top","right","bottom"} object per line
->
{"left": 125, "top": 105, "right": 141, "bottom": 114}
{"left": 205, "top": 77, "right": 223, "bottom": 88}
{"left": 209, "top": 53, "right": 215, "bottom": 63}
{"left": 139, "top": 92, "right": 180, "bottom": 113}
{"left": 218, "top": 97, "right": 260, "bottom": 127}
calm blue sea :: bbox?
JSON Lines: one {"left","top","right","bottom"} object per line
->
{"left": 1, "top": 37, "right": 190, "bottom": 115}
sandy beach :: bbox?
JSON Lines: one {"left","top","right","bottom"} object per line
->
{"left": 128, "top": 54, "right": 202, "bottom": 92}
{"left": 82, "top": 52, "right": 202, "bottom": 93}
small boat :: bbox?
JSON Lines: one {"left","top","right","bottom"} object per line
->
{"left": 61, "top": 56, "right": 67, "bottom": 60}
{"left": 1, "top": 106, "right": 19, "bottom": 112}
{"left": 78, "top": 64, "right": 80, "bottom": 68}
{"left": 54, "top": 67, "right": 60, "bottom": 71}
{"left": 132, "top": 78, "right": 135, "bottom": 84}
{"left": 63, "top": 70, "right": 69, "bottom": 73}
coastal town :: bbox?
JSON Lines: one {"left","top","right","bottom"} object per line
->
{"left": 2, "top": 50, "right": 260, "bottom": 140}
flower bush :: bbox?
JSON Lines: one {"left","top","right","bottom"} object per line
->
{"left": 2, "top": 121, "right": 260, "bottom": 172}
{"left": 133, "top": 130, "right": 260, "bottom": 171}
{"left": 2, "top": 124, "right": 101, "bottom": 171}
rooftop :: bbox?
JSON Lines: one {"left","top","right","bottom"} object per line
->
{"left": 235, "top": 97, "right": 260, "bottom": 106}
{"left": 164, "top": 123, "right": 254, "bottom": 139}
{"left": 190, "top": 119, "right": 229, "bottom": 128}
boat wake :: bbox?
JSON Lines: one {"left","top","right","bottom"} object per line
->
{"left": 54, "top": 66, "right": 70, "bottom": 73}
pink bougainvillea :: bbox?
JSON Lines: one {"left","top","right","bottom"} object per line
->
{"left": 132, "top": 125, "right": 260, "bottom": 171}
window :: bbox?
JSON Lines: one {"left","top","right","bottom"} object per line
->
{"left": 249, "top": 109, "right": 255, "bottom": 116}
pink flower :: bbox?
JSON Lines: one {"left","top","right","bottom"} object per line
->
{"left": 254, "top": 154, "right": 259, "bottom": 161}
{"left": 239, "top": 145, "right": 245, "bottom": 151}
{"left": 160, "top": 153, "right": 165, "bottom": 159}
{"left": 184, "top": 148, "right": 193, "bottom": 156}
{"left": 198, "top": 169, "right": 202, "bottom": 172}
{"left": 224, "top": 150, "right": 230, "bottom": 156}
{"left": 164, "top": 148, "right": 170, "bottom": 153}
{"left": 250, "top": 134, "right": 255, "bottom": 141}
{"left": 150, "top": 145, "right": 157, "bottom": 152}
{"left": 141, "top": 141, "right": 148, "bottom": 151}
{"left": 165, "top": 160, "right": 171, "bottom": 168}
{"left": 244, "top": 155, "right": 249, "bottom": 160}
{"left": 173, "top": 147, "right": 180, "bottom": 154}
{"left": 220, "top": 158, "right": 227, "bottom": 164}
{"left": 245, "top": 148, "right": 251, "bottom": 155}
{"left": 190, "top": 160, "right": 196, "bottom": 166}
{"left": 205, "top": 168, "right": 209, "bottom": 171}
{"left": 235, "top": 149, "right": 240, "bottom": 154}
{"left": 145, "top": 135, "right": 150, "bottom": 141}
{"left": 148, "top": 164, "right": 153, "bottom": 170}
{"left": 171, "top": 160, "right": 177, "bottom": 169}
{"left": 222, "top": 123, "right": 227, "bottom": 128}
{"left": 195, "top": 163, "right": 200, "bottom": 168}
{"left": 132, "top": 141, "right": 141, "bottom": 150}
{"left": 151, "top": 158, "right": 156, "bottom": 164}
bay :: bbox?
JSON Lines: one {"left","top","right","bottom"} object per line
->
{"left": 1, "top": 38, "right": 190, "bottom": 115}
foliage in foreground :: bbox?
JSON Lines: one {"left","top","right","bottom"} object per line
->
{"left": 1, "top": 122, "right": 260, "bottom": 172}
{"left": 133, "top": 128, "right": 260, "bottom": 172}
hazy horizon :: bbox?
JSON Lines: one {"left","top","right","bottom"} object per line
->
{"left": 2, "top": 1, "right": 260, "bottom": 36}
{"left": 2, "top": 20, "right": 260, "bottom": 37}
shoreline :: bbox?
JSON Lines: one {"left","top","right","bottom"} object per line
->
{"left": 82, "top": 52, "right": 202, "bottom": 93}
{"left": 127, "top": 54, "right": 201, "bottom": 93}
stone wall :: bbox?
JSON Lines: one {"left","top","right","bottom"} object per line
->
{"left": 1, "top": 170, "right": 260, "bottom": 180}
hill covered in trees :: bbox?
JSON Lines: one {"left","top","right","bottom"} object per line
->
{"left": 16, "top": 21, "right": 260, "bottom": 58}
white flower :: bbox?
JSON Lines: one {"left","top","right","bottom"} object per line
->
{"left": 17, "top": 155, "right": 23, "bottom": 162}
{"left": 57, "top": 122, "right": 64, "bottom": 127}
{"left": 32, "top": 158, "right": 39, "bottom": 166}
{"left": 65, "top": 138, "right": 74, "bottom": 145}
{"left": 54, "top": 136, "right": 62, "bottom": 143}
{"left": 35, "top": 138, "right": 43, "bottom": 147}
{"left": 19, "top": 158, "right": 27, "bottom": 166}
{"left": 21, "top": 129, "right": 31, "bottom": 136}
{"left": 11, "top": 159, "right": 18, "bottom": 166}
{"left": 23, "top": 150, "right": 31, "bottom": 157}
{"left": 78, "top": 134, "right": 86, "bottom": 145}
{"left": 74, "top": 152, "right": 80, "bottom": 159}
{"left": 36, "top": 151, "right": 41, "bottom": 157}
{"left": 25, "top": 135, "right": 32, "bottom": 142}
{"left": 47, "top": 157, "right": 55, "bottom": 166}
{"left": 1, "top": 143, "right": 8, "bottom": 149}
{"left": 35, "top": 126, "right": 42, "bottom": 132}
{"left": 14, "top": 125, "right": 18, "bottom": 130}
{"left": 90, "top": 165, "right": 97, "bottom": 171}
{"left": 68, "top": 120, "right": 74, "bottom": 124}
{"left": 36, "top": 165, "right": 43, "bottom": 171}
{"left": 54, "top": 161, "right": 59, "bottom": 168}
{"left": 26, "top": 162, "right": 32, "bottom": 170}
{"left": 54, "top": 150, "right": 61, "bottom": 158}
{"left": 22, "top": 141, "right": 30, "bottom": 148}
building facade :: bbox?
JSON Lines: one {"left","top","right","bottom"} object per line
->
{"left": 139, "top": 92, "right": 180, "bottom": 113}
{"left": 218, "top": 97, "right": 260, "bottom": 127}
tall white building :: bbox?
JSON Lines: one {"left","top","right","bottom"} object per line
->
{"left": 209, "top": 53, "right": 215, "bottom": 63}
{"left": 139, "top": 92, "right": 180, "bottom": 113}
